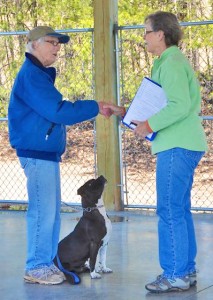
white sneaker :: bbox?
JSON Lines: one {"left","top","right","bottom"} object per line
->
{"left": 145, "top": 275, "right": 190, "bottom": 293}
{"left": 24, "top": 266, "right": 64, "bottom": 285}
{"left": 49, "top": 263, "right": 66, "bottom": 281}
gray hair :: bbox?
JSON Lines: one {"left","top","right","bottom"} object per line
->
{"left": 26, "top": 37, "right": 45, "bottom": 53}
{"left": 145, "top": 11, "right": 183, "bottom": 46}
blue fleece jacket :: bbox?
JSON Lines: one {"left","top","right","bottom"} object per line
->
{"left": 8, "top": 53, "right": 99, "bottom": 161}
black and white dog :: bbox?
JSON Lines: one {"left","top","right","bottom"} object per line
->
{"left": 55, "top": 175, "right": 112, "bottom": 284}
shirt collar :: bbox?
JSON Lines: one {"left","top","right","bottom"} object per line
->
{"left": 25, "top": 52, "right": 44, "bottom": 67}
{"left": 25, "top": 52, "right": 57, "bottom": 82}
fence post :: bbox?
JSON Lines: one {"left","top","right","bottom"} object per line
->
{"left": 93, "top": 0, "right": 123, "bottom": 210}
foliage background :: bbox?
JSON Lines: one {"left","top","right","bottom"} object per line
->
{"left": 0, "top": 0, "right": 212, "bottom": 208}
{"left": 0, "top": 0, "right": 212, "bottom": 117}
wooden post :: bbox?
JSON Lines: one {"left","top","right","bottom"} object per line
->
{"left": 94, "top": 0, "right": 123, "bottom": 210}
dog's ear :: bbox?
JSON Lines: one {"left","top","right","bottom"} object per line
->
{"left": 77, "top": 179, "right": 95, "bottom": 196}
{"left": 77, "top": 186, "right": 83, "bottom": 196}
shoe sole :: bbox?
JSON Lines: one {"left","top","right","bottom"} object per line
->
{"left": 145, "top": 286, "right": 190, "bottom": 293}
{"left": 146, "top": 287, "right": 189, "bottom": 294}
{"left": 24, "top": 275, "right": 63, "bottom": 285}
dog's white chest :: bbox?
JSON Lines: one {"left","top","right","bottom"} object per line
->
{"left": 97, "top": 198, "right": 112, "bottom": 244}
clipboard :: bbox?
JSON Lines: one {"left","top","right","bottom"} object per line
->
{"left": 122, "top": 77, "right": 168, "bottom": 141}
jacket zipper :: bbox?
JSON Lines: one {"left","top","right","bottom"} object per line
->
{"left": 45, "top": 123, "right": 55, "bottom": 140}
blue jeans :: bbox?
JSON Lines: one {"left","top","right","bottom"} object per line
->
{"left": 156, "top": 148, "right": 204, "bottom": 278}
{"left": 19, "top": 158, "right": 61, "bottom": 270}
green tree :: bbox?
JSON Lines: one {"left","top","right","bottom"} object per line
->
{"left": 0, "top": 0, "right": 212, "bottom": 117}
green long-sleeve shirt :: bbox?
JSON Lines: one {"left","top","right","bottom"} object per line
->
{"left": 148, "top": 46, "right": 208, "bottom": 155}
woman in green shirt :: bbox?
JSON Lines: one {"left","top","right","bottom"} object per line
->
{"left": 133, "top": 11, "right": 207, "bottom": 293}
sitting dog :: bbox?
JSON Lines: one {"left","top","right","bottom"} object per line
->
{"left": 55, "top": 175, "right": 112, "bottom": 284}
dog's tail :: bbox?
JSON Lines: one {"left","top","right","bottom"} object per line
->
{"left": 56, "top": 255, "right": 81, "bottom": 285}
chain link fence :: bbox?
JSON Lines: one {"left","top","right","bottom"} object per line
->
{"left": 117, "top": 21, "right": 213, "bottom": 211}
{"left": 0, "top": 29, "right": 97, "bottom": 206}
{"left": 0, "top": 21, "right": 213, "bottom": 210}
{"left": 120, "top": 118, "right": 213, "bottom": 210}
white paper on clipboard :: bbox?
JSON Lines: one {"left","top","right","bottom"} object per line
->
{"left": 122, "top": 77, "right": 168, "bottom": 140}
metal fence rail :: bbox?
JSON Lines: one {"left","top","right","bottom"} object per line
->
{"left": 120, "top": 117, "right": 213, "bottom": 211}
{"left": 0, "top": 21, "right": 213, "bottom": 211}
{"left": 0, "top": 28, "right": 97, "bottom": 206}
{"left": 116, "top": 21, "right": 213, "bottom": 211}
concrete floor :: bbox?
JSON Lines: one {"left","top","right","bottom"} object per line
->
{"left": 1, "top": 210, "right": 213, "bottom": 300}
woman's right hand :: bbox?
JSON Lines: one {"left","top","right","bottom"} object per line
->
{"left": 98, "top": 102, "right": 126, "bottom": 118}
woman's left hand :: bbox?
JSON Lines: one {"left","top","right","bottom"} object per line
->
{"left": 132, "top": 120, "right": 150, "bottom": 139}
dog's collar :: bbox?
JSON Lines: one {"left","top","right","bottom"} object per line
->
{"left": 83, "top": 205, "right": 104, "bottom": 213}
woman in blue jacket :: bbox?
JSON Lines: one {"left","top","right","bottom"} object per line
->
{"left": 8, "top": 26, "right": 125, "bottom": 285}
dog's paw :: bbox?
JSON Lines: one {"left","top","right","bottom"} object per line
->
{"left": 90, "top": 271, "right": 102, "bottom": 279}
{"left": 102, "top": 267, "right": 113, "bottom": 273}
{"left": 96, "top": 264, "right": 113, "bottom": 274}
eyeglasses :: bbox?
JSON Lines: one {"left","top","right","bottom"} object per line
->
{"left": 44, "top": 40, "right": 61, "bottom": 47}
{"left": 144, "top": 30, "right": 154, "bottom": 36}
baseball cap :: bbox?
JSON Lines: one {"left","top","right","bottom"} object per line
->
{"left": 27, "top": 26, "right": 70, "bottom": 44}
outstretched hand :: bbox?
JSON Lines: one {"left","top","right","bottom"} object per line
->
{"left": 103, "top": 103, "right": 126, "bottom": 117}
{"left": 98, "top": 102, "right": 126, "bottom": 118}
